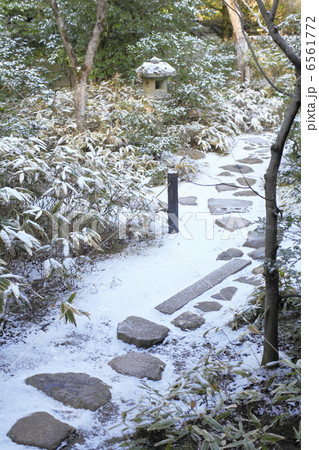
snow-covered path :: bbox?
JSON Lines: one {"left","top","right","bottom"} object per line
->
{"left": 0, "top": 133, "right": 274, "bottom": 449}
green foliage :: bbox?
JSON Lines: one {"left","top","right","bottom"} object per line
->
{"left": 59, "top": 291, "right": 90, "bottom": 326}
{"left": 120, "top": 352, "right": 300, "bottom": 449}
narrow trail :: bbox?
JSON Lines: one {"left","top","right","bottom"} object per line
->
{"left": 0, "top": 133, "right": 274, "bottom": 449}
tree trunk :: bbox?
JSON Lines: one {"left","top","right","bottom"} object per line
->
{"left": 49, "top": 0, "right": 107, "bottom": 132}
{"left": 261, "top": 77, "right": 301, "bottom": 365}
{"left": 225, "top": 0, "right": 251, "bottom": 82}
{"left": 74, "top": 75, "right": 88, "bottom": 133}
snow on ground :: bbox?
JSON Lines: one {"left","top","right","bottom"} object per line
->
{"left": 0, "top": 133, "right": 275, "bottom": 449}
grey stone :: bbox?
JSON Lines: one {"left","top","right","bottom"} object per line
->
{"left": 117, "top": 316, "right": 169, "bottom": 347}
{"left": 195, "top": 301, "right": 223, "bottom": 312}
{"left": 7, "top": 412, "right": 76, "bottom": 450}
{"left": 235, "top": 276, "right": 262, "bottom": 286}
{"left": 238, "top": 157, "right": 263, "bottom": 165}
{"left": 25, "top": 373, "right": 111, "bottom": 411}
{"left": 236, "top": 177, "right": 256, "bottom": 187}
{"left": 108, "top": 352, "right": 165, "bottom": 381}
{"left": 220, "top": 164, "right": 254, "bottom": 174}
{"left": 248, "top": 247, "right": 265, "bottom": 260}
{"left": 217, "top": 248, "right": 243, "bottom": 260}
{"left": 211, "top": 286, "right": 237, "bottom": 301}
{"left": 208, "top": 198, "right": 253, "bottom": 214}
{"left": 252, "top": 264, "right": 264, "bottom": 275}
{"left": 155, "top": 259, "right": 251, "bottom": 314}
{"left": 179, "top": 196, "right": 198, "bottom": 206}
{"left": 233, "top": 190, "right": 258, "bottom": 197}
{"left": 243, "top": 230, "right": 265, "bottom": 249}
{"left": 217, "top": 171, "right": 232, "bottom": 177}
{"left": 171, "top": 311, "right": 205, "bottom": 331}
{"left": 215, "top": 183, "right": 238, "bottom": 192}
{"left": 215, "top": 216, "right": 251, "bottom": 232}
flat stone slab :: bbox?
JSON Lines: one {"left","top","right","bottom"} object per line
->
{"left": 220, "top": 164, "right": 254, "bottom": 174}
{"left": 179, "top": 196, "right": 198, "bottom": 206}
{"left": 236, "top": 177, "right": 256, "bottom": 187}
{"left": 243, "top": 230, "right": 265, "bottom": 249}
{"left": 7, "top": 412, "right": 76, "bottom": 450}
{"left": 233, "top": 190, "right": 258, "bottom": 197}
{"left": 215, "top": 183, "right": 238, "bottom": 192}
{"left": 25, "top": 373, "right": 111, "bottom": 411}
{"left": 117, "top": 316, "right": 169, "bottom": 347}
{"left": 238, "top": 157, "right": 263, "bottom": 165}
{"left": 171, "top": 311, "right": 205, "bottom": 331}
{"left": 217, "top": 171, "right": 232, "bottom": 177}
{"left": 211, "top": 286, "right": 237, "bottom": 301}
{"left": 208, "top": 198, "right": 253, "bottom": 214}
{"left": 217, "top": 248, "right": 243, "bottom": 260}
{"left": 155, "top": 259, "right": 251, "bottom": 314}
{"left": 108, "top": 352, "right": 165, "bottom": 381}
{"left": 235, "top": 276, "right": 262, "bottom": 286}
{"left": 215, "top": 216, "right": 251, "bottom": 232}
{"left": 195, "top": 301, "right": 223, "bottom": 312}
{"left": 248, "top": 247, "right": 265, "bottom": 260}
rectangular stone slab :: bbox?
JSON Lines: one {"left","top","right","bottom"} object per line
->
{"left": 155, "top": 259, "right": 251, "bottom": 314}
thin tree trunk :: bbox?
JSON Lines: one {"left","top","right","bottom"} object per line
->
{"left": 262, "top": 77, "right": 301, "bottom": 365}
{"left": 224, "top": 0, "right": 251, "bottom": 82}
{"left": 253, "top": 0, "right": 301, "bottom": 366}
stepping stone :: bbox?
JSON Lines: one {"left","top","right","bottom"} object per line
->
{"left": 238, "top": 157, "right": 263, "bottom": 165}
{"left": 215, "top": 216, "right": 251, "bottom": 232}
{"left": 233, "top": 190, "right": 258, "bottom": 197}
{"left": 252, "top": 264, "right": 264, "bottom": 275}
{"left": 171, "top": 311, "right": 205, "bottom": 331}
{"left": 220, "top": 164, "right": 253, "bottom": 174}
{"left": 7, "top": 412, "right": 76, "bottom": 450}
{"left": 217, "top": 171, "right": 232, "bottom": 177}
{"left": 179, "top": 196, "right": 198, "bottom": 206}
{"left": 243, "top": 230, "right": 265, "bottom": 249}
{"left": 215, "top": 183, "right": 238, "bottom": 192}
{"left": 248, "top": 247, "right": 265, "bottom": 260}
{"left": 217, "top": 248, "right": 243, "bottom": 260}
{"left": 25, "top": 373, "right": 111, "bottom": 411}
{"left": 236, "top": 177, "right": 256, "bottom": 187}
{"left": 117, "top": 316, "right": 169, "bottom": 347}
{"left": 235, "top": 276, "right": 262, "bottom": 286}
{"left": 211, "top": 286, "right": 237, "bottom": 301}
{"left": 245, "top": 136, "right": 270, "bottom": 145}
{"left": 155, "top": 259, "right": 251, "bottom": 314}
{"left": 208, "top": 198, "right": 253, "bottom": 214}
{"left": 108, "top": 352, "right": 165, "bottom": 381}
{"left": 195, "top": 301, "right": 223, "bottom": 312}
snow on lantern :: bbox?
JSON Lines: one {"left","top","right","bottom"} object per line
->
{"left": 136, "top": 57, "right": 176, "bottom": 99}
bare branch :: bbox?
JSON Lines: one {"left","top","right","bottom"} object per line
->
{"left": 255, "top": 0, "right": 301, "bottom": 71}
{"left": 49, "top": 0, "right": 78, "bottom": 71}
{"left": 270, "top": 0, "right": 280, "bottom": 22}
{"left": 223, "top": 0, "right": 293, "bottom": 97}
{"left": 83, "top": 0, "right": 108, "bottom": 75}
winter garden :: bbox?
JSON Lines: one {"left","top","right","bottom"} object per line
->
{"left": 0, "top": 1, "right": 301, "bottom": 449}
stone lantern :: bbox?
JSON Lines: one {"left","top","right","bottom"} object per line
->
{"left": 136, "top": 57, "right": 176, "bottom": 99}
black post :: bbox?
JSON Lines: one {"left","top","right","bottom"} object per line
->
{"left": 168, "top": 171, "right": 178, "bottom": 233}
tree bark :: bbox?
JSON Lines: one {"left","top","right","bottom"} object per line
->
{"left": 49, "top": 0, "right": 107, "bottom": 132}
{"left": 224, "top": 0, "right": 252, "bottom": 82}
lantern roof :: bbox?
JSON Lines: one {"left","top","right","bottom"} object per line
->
{"left": 136, "top": 57, "right": 176, "bottom": 79}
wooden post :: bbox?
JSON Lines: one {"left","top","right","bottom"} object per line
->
{"left": 168, "top": 171, "right": 178, "bottom": 233}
